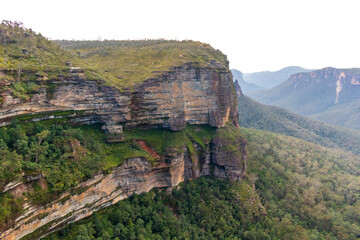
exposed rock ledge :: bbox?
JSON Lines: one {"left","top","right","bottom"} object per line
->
{"left": 0, "top": 135, "right": 247, "bottom": 240}
{"left": 0, "top": 63, "right": 238, "bottom": 132}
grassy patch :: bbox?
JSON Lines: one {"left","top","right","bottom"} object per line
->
{"left": 0, "top": 21, "right": 105, "bottom": 89}
{"left": 123, "top": 124, "right": 216, "bottom": 155}
{"left": 13, "top": 110, "right": 86, "bottom": 122}
{"left": 1, "top": 22, "right": 229, "bottom": 94}
{"left": 9, "top": 81, "right": 39, "bottom": 101}
{"left": 57, "top": 40, "right": 229, "bottom": 90}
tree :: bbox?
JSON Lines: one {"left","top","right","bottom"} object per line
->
{"left": 29, "top": 130, "right": 50, "bottom": 163}
{"left": 0, "top": 149, "right": 22, "bottom": 187}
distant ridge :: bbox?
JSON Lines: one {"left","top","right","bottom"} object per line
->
{"left": 243, "top": 66, "right": 311, "bottom": 88}
{"left": 249, "top": 67, "right": 360, "bottom": 130}
{"left": 231, "top": 69, "right": 263, "bottom": 94}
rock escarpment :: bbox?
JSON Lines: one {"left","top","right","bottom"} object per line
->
{"left": 1, "top": 126, "right": 247, "bottom": 240}
{"left": 285, "top": 67, "right": 360, "bottom": 106}
{"left": 251, "top": 67, "right": 360, "bottom": 116}
{"left": 0, "top": 24, "right": 244, "bottom": 239}
{"left": 0, "top": 62, "right": 245, "bottom": 240}
{"left": 0, "top": 63, "right": 238, "bottom": 131}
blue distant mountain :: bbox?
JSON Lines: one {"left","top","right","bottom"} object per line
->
{"left": 231, "top": 69, "right": 263, "bottom": 94}
{"left": 242, "top": 66, "right": 311, "bottom": 89}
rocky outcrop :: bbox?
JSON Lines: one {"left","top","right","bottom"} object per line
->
{"left": 234, "top": 79, "right": 243, "bottom": 97}
{"left": 0, "top": 134, "right": 247, "bottom": 240}
{"left": 0, "top": 63, "right": 238, "bottom": 132}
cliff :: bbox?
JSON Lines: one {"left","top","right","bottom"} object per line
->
{"left": 0, "top": 64, "right": 243, "bottom": 239}
{"left": 0, "top": 63, "right": 243, "bottom": 239}
{"left": 0, "top": 63, "right": 238, "bottom": 131}
{"left": 0, "top": 23, "right": 243, "bottom": 240}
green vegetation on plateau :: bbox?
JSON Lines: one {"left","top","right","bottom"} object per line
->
{"left": 0, "top": 21, "right": 100, "bottom": 80}
{"left": 0, "top": 21, "right": 228, "bottom": 94}
{"left": 56, "top": 39, "right": 229, "bottom": 89}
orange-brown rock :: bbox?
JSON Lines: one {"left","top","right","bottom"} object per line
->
{"left": 0, "top": 63, "right": 238, "bottom": 132}
{"left": 0, "top": 62, "right": 243, "bottom": 239}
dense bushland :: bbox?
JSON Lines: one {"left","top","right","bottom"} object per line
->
{"left": 44, "top": 128, "right": 360, "bottom": 240}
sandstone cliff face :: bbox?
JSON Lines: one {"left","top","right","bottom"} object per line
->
{"left": 0, "top": 63, "right": 238, "bottom": 131}
{"left": 288, "top": 67, "right": 360, "bottom": 105}
{"left": 0, "top": 136, "right": 246, "bottom": 240}
{"left": 0, "top": 63, "right": 244, "bottom": 239}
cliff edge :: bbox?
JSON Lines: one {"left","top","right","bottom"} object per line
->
{"left": 0, "top": 22, "right": 243, "bottom": 240}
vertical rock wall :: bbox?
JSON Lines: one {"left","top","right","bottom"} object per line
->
{"left": 0, "top": 64, "right": 238, "bottom": 132}
{"left": 0, "top": 63, "right": 243, "bottom": 239}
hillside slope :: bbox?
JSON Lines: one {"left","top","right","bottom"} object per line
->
{"left": 311, "top": 99, "right": 360, "bottom": 130}
{"left": 243, "top": 127, "right": 360, "bottom": 240}
{"left": 237, "top": 94, "right": 360, "bottom": 155}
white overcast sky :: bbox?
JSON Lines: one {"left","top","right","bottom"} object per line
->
{"left": 1, "top": 0, "right": 359, "bottom": 72}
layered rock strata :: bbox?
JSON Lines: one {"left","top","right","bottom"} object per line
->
{"left": 0, "top": 63, "right": 243, "bottom": 239}
{"left": 0, "top": 63, "right": 238, "bottom": 132}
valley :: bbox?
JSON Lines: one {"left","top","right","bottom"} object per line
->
{"left": 249, "top": 67, "right": 360, "bottom": 130}
{"left": 1, "top": 20, "right": 360, "bottom": 240}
